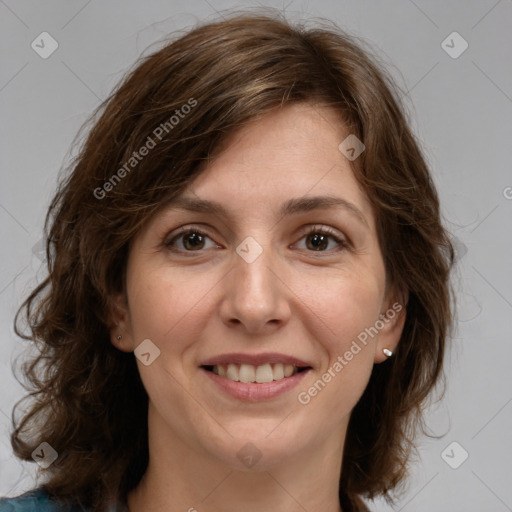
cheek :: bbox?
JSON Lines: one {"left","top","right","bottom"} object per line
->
{"left": 296, "top": 281, "right": 378, "bottom": 419}
{"left": 125, "top": 265, "right": 213, "bottom": 421}
{"left": 295, "top": 266, "right": 383, "bottom": 350}
{"left": 126, "top": 262, "right": 214, "bottom": 342}
{"left": 319, "top": 276, "right": 383, "bottom": 407}
{"left": 292, "top": 270, "right": 381, "bottom": 409}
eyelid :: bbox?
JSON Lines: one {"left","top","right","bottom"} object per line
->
{"left": 164, "top": 225, "right": 217, "bottom": 248}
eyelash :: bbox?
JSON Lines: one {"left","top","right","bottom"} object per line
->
{"left": 164, "top": 225, "right": 350, "bottom": 255}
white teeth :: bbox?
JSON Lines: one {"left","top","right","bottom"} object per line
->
{"left": 255, "top": 363, "right": 273, "bottom": 383}
{"left": 239, "top": 364, "right": 256, "bottom": 383}
{"left": 226, "top": 364, "right": 240, "bottom": 381}
{"left": 273, "top": 363, "right": 284, "bottom": 380}
{"left": 210, "top": 363, "right": 302, "bottom": 383}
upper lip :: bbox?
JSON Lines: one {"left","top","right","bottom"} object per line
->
{"left": 200, "top": 352, "right": 312, "bottom": 368}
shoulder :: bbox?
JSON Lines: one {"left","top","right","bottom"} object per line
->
{"left": 0, "top": 488, "right": 50, "bottom": 511}
{"left": 0, "top": 489, "right": 127, "bottom": 512}
{"left": 0, "top": 488, "right": 81, "bottom": 512}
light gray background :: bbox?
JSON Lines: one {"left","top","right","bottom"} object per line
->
{"left": 1, "top": 1, "right": 511, "bottom": 511}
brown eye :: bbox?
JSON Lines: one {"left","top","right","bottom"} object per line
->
{"left": 305, "top": 232, "right": 330, "bottom": 251}
{"left": 165, "top": 228, "right": 217, "bottom": 252}
{"left": 182, "top": 232, "right": 205, "bottom": 250}
{"left": 296, "top": 226, "right": 349, "bottom": 253}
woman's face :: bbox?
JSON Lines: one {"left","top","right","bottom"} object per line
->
{"left": 112, "top": 102, "right": 405, "bottom": 470}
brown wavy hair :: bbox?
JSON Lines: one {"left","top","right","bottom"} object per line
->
{"left": 8, "top": 10, "right": 454, "bottom": 512}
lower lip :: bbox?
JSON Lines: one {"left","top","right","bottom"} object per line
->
{"left": 200, "top": 367, "right": 311, "bottom": 402}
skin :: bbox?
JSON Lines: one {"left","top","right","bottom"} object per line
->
{"left": 110, "top": 102, "right": 407, "bottom": 512}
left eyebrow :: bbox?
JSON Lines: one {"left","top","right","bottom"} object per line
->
{"left": 163, "top": 194, "right": 369, "bottom": 229}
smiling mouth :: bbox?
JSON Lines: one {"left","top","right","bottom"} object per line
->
{"left": 202, "top": 363, "right": 311, "bottom": 384}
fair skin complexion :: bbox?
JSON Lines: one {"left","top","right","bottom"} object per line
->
{"left": 111, "top": 102, "right": 406, "bottom": 512}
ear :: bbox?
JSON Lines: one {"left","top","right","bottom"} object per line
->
{"left": 374, "top": 287, "right": 408, "bottom": 364}
{"left": 107, "top": 291, "right": 135, "bottom": 353}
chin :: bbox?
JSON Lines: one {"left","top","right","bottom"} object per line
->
{"left": 200, "top": 418, "right": 313, "bottom": 471}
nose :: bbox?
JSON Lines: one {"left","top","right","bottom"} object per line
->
{"left": 219, "top": 238, "right": 291, "bottom": 335}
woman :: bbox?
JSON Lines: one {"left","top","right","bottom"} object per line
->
{"left": 0, "top": 11, "right": 454, "bottom": 512}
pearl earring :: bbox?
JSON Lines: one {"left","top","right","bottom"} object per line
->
{"left": 383, "top": 348, "right": 393, "bottom": 357}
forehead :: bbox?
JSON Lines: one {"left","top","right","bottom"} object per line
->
{"left": 175, "top": 103, "right": 374, "bottom": 222}
{"left": 133, "top": 102, "right": 378, "bottom": 246}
